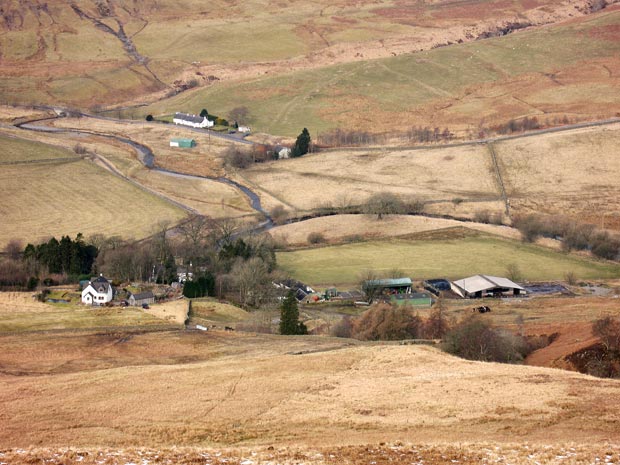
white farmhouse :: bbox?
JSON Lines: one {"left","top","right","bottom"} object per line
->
{"left": 173, "top": 112, "right": 214, "bottom": 129}
{"left": 81, "top": 274, "right": 114, "bottom": 305}
{"left": 275, "top": 145, "right": 291, "bottom": 159}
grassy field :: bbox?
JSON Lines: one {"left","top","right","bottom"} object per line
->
{"left": 496, "top": 122, "right": 620, "bottom": 221}
{"left": 277, "top": 235, "right": 620, "bottom": 287}
{"left": 3, "top": 0, "right": 618, "bottom": 127}
{"left": 139, "top": 9, "right": 620, "bottom": 136}
{"left": 0, "top": 134, "right": 80, "bottom": 163}
{"left": 269, "top": 214, "right": 524, "bottom": 245}
{"left": 244, "top": 143, "right": 499, "bottom": 211}
{"left": 241, "top": 122, "right": 620, "bottom": 225}
{"left": 0, "top": 140, "right": 187, "bottom": 247}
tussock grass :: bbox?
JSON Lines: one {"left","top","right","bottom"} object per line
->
{"left": 2, "top": 332, "right": 620, "bottom": 448}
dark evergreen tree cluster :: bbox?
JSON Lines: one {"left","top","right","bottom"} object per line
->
{"left": 291, "top": 128, "right": 311, "bottom": 158}
{"left": 23, "top": 234, "right": 98, "bottom": 276}
{"left": 182, "top": 273, "right": 216, "bottom": 298}
{"left": 218, "top": 238, "right": 276, "bottom": 272}
{"left": 279, "top": 290, "right": 307, "bottom": 335}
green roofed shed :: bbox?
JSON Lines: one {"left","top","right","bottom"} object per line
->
{"left": 391, "top": 292, "right": 433, "bottom": 307}
{"left": 366, "top": 278, "right": 412, "bottom": 288}
{"left": 170, "top": 138, "right": 196, "bottom": 148}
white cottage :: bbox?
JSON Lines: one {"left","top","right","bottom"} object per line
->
{"left": 172, "top": 112, "right": 214, "bottom": 129}
{"left": 275, "top": 146, "right": 291, "bottom": 159}
{"left": 81, "top": 275, "right": 114, "bottom": 305}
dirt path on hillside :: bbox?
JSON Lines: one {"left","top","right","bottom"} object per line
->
{"left": 525, "top": 321, "right": 598, "bottom": 369}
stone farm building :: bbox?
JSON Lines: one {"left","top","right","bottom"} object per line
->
{"left": 451, "top": 275, "right": 525, "bottom": 298}
{"left": 173, "top": 112, "right": 214, "bottom": 129}
{"left": 81, "top": 275, "right": 114, "bottom": 305}
{"left": 170, "top": 138, "right": 196, "bottom": 148}
{"left": 128, "top": 291, "right": 155, "bottom": 307}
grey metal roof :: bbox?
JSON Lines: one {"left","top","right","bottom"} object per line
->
{"left": 130, "top": 291, "right": 154, "bottom": 300}
{"left": 452, "top": 275, "right": 524, "bottom": 294}
{"left": 174, "top": 112, "right": 206, "bottom": 124}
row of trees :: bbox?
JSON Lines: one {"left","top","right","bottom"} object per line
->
{"left": 0, "top": 234, "right": 99, "bottom": 290}
{"left": 513, "top": 213, "right": 620, "bottom": 260}
{"left": 23, "top": 234, "right": 98, "bottom": 277}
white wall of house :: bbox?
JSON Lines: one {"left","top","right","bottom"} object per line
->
{"left": 173, "top": 116, "right": 214, "bottom": 128}
{"left": 81, "top": 283, "right": 113, "bottom": 305}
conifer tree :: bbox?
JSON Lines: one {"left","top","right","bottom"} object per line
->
{"left": 279, "top": 289, "right": 307, "bottom": 335}
{"left": 291, "top": 128, "right": 311, "bottom": 157}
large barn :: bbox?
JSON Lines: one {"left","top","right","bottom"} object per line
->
{"left": 451, "top": 275, "right": 525, "bottom": 298}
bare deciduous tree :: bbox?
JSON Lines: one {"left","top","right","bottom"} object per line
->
{"left": 363, "top": 192, "right": 405, "bottom": 220}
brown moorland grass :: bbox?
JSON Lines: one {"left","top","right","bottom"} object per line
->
{"left": 243, "top": 122, "right": 620, "bottom": 226}
{"left": 130, "top": 169, "right": 255, "bottom": 219}
{"left": 269, "top": 214, "right": 523, "bottom": 246}
{"left": 2, "top": 443, "right": 620, "bottom": 465}
{"left": 1, "top": 0, "right": 608, "bottom": 111}
{"left": 2, "top": 330, "right": 620, "bottom": 450}
{"left": 243, "top": 144, "right": 499, "bottom": 211}
{"left": 496, "top": 122, "right": 620, "bottom": 222}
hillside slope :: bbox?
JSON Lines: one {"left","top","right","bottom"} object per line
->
{"left": 1, "top": 0, "right": 618, "bottom": 114}
{"left": 2, "top": 330, "right": 620, "bottom": 449}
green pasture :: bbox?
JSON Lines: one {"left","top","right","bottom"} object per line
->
{"left": 277, "top": 236, "right": 620, "bottom": 287}
{"left": 138, "top": 11, "right": 620, "bottom": 137}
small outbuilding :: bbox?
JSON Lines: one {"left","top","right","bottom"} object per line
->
{"left": 391, "top": 292, "right": 433, "bottom": 307}
{"left": 170, "top": 138, "right": 196, "bottom": 148}
{"left": 128, "top": 291, "right": 155, "bottom": 307}
{"left": 451, "top": 275, "right": 525, "bottom": 298}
